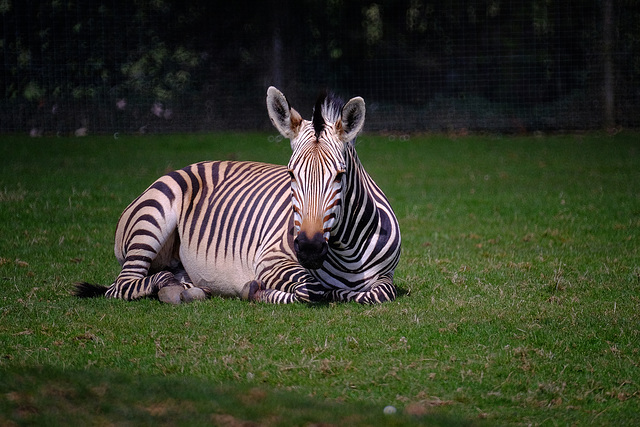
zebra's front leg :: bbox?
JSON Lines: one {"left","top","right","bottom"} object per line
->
{"left": 242, "top": 280, "right": 298, "bottom": 304}
{"left": 242, "top": 279, "right": 327, "bottom": 304}
{"left": 326, "top": 274, "right": 397, "bottom": 305}
{"left": 248, "top": 259, "right": 329, "bottom": 304}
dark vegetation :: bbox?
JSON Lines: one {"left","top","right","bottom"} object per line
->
{"left": 1, "top": 1, "right": 638, "bottom": 133}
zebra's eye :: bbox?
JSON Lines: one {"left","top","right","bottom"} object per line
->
{"left": 334, "top": 171, "right": 346, "bottom": 183}
{"left": 287, "top": 170, "right": 296, "bottom": 181}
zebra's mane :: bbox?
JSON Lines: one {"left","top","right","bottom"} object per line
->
{"left": 312, "top": 92, "right": 344, "bottom": 137}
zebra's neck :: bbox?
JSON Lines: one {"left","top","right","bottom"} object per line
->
{"left": 330, "top": 145, "right": 380, "bottom": 251}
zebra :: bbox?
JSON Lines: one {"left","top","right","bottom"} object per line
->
{"left": 74, "top": 87, "right": 401, "bottom": 304}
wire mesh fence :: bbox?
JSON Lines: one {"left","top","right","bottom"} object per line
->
{"left": 1, "top": 0, "right": 638, "bottom": 135}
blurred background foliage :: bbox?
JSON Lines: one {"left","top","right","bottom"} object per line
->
{"left": 1, "top": 0, "right": 638, "bottom": 133}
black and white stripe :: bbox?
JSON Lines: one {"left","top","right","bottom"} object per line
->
{"left": 75, "top": 87, "right": 401, "bottom": 304}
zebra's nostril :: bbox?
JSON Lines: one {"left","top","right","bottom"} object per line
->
{"left": 294, "top": 232, "right": 328, "bottom": 269}
{"left": 295, "top": 232, "right": 324, "bottom": 253}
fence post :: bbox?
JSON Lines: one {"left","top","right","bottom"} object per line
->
{"left": 603, "top": 0, "right": 615, "bottom": 129}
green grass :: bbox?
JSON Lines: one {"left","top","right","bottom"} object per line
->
{"left": 1, "top": 132, "right": 639, "bottom": 425}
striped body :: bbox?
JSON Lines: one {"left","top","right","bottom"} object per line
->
{"left": 113, "top": 161, "right": 295, "bottom": 300}
{"left": 76, "top": 87, "right": 401, "bottom": 304}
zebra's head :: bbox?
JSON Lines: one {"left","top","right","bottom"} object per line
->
{"left": 266, "top": 86, "right": 366, "bottom": 270}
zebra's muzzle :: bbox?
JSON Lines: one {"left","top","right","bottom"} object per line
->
{"left": 294, "top": 231, "right": 328, "bottom": 270}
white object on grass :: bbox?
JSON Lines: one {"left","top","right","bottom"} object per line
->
{"left": 383, "top": 405, "right": 397, "bottom": 415}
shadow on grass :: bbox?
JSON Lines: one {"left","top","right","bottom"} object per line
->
{"left": 0, "top": 365, "right": 473, "bottom": 426}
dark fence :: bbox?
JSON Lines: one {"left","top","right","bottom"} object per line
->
{"left": 1, "top": 0, "right": 638, "bottom": 134}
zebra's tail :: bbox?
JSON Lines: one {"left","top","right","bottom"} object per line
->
{"left": 72, "top": 282, "right": 109, "bottom": 298}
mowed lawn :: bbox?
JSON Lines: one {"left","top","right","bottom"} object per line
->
{"left": 0, "top": 132, "right": 638, "bottom": 426}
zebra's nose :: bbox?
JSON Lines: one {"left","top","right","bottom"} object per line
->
{"left": 294, "top": 232, "right": 328, "bottom": 270}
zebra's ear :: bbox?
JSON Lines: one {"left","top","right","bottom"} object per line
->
{"left": 266, "top": 86, "right": 302, "bottom": 140}
{"left": 338, "top": 96, "right": 366, "bottom": 142}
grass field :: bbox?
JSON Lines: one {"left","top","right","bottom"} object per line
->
{"left": 0, "top": 131, "right": 639, "bottom": 426}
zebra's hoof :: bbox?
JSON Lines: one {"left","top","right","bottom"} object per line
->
{"left": 242, "top": 280, "right": 264, "bottom": 301}
{"left": 180, "top": 287, "right": 207, "bottom": 303}
{"left": 158, "top": 286, "right": 183, "bottom": 305}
